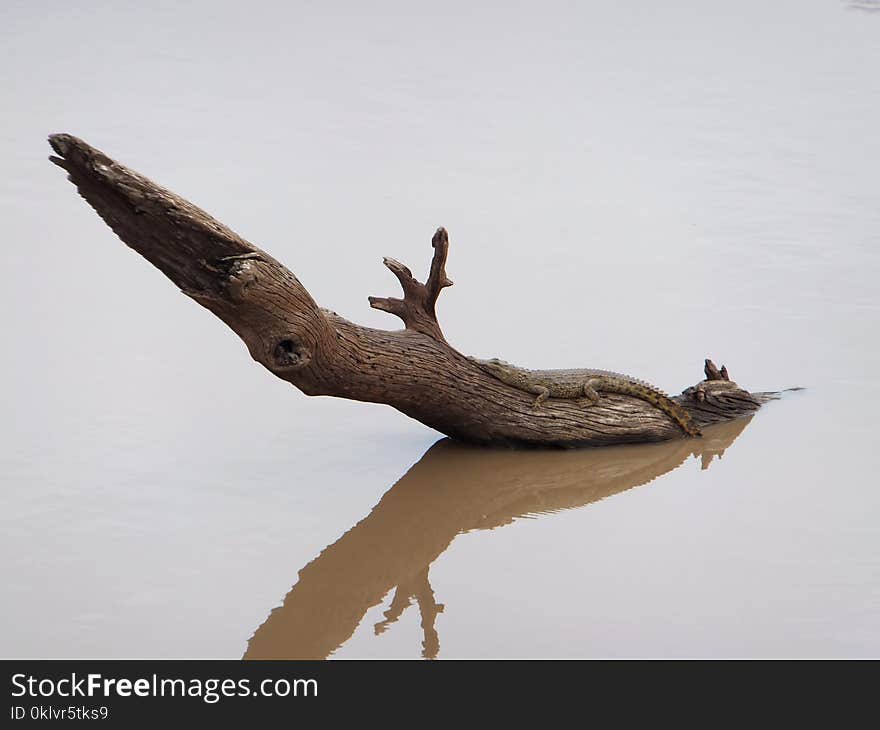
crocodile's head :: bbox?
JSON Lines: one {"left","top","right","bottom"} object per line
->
{"left": 479, "top": 357, "right": 513, "bottom": 375}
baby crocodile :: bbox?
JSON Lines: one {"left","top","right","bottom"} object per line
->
{"left": 470, "top": 357, "right": 701, "bottom": 438}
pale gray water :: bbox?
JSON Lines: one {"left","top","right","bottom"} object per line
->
{"left": 1, "top": 0, "right": 878, "bottom": 658}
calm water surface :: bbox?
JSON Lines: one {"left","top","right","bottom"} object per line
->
{"left": 1, "top": 0, "right": 878, "bottom": 658}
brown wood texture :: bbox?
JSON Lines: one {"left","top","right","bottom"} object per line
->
{"left": 48, "top": 134, "right": 769, "bottom": 446}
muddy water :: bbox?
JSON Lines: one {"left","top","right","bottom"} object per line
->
{"left": 245, "top": 418, "right": 751, "bottom": 659}
{"left": 2, "top": 1, "right": 878, "bottom": 658}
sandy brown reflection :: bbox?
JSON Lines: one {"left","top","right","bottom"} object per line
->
{"left": 245, "top": 417, "right": 753, "bottom": 659}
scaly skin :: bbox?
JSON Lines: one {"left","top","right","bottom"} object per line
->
{"left": 470, "top": 357, "right": 701, "bottom": 438}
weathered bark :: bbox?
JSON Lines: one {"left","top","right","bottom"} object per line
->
{"left": 48, "top": 133, "right": 769, "bottom": 446}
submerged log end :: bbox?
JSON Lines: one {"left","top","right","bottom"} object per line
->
{"left": 678, "top": 359, "right": 773, "bottom": 428}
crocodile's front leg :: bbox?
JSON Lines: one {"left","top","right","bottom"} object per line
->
{"left": 583, "top": 380, "right": 602, "bottom": 404}
{"left": 529, "top": 385, "right": 551, "bottom": 407}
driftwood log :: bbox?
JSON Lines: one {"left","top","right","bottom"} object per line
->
{"left": 48, "top": 134, "right": 768, "bottom": 447}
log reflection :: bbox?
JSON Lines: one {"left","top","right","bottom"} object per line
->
{"left": 244, "top": 417, "right": 753, "bottom": 659}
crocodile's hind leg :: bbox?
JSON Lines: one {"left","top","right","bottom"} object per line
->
{"left": 582, "top": 380, "right": 601, "bottom": 404}
{"left": 529, "top": 385, "right": 551, "bottom": 408}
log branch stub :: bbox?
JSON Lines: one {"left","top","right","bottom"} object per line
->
{"left": 369, "top": 227, "right": 452, "bottom": 342}
{"left": 48, "top": 133, "right": 771, "bottom": 447}
{"left": 704, "top": 358, "right": 730, "bottom": 381}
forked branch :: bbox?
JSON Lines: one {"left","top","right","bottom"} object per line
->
{"left": 368, "top": 227, "right": 453, "bottom": 342}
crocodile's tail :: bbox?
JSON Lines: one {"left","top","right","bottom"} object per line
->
{"left": 655, "top": 395, "right": 702, "bottom": 438}
{"left": 591, "top": 378, "right": 702, "bottom": 438}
